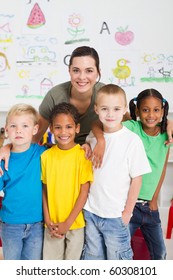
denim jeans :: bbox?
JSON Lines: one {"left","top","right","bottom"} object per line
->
{"left": 1, "top": 222, "right": 43, "bottom": 260}
{"left": 129, "top": 202, "right": 166, "bottom": 260}
{"left": 81, "top": 210, "right": 133, "bottom": 260}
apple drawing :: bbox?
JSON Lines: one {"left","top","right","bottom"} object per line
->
{"left": 115, "top": 26, "right": 134, "bottom": 46}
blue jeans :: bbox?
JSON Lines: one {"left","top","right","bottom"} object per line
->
{"left": 129, "top": 202, "right": 166, "bottom": 260}
{"left": 1, "top": 222, "right": 43, "bottom": 260}
{"left": 81, "top": 210, "right": 133, "bottom": 260}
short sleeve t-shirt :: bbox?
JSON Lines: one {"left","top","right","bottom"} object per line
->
{"left": 39, "top": 81, "right": 105, "bottom": 145}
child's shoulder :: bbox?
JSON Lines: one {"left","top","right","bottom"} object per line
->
{"left": 31, "top": 143, "right": 47, "bottom": 153}
{"left": 123, "top": 126, "right": 143, "bottom": 143}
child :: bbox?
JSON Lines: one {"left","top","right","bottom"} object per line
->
{"left": 82, "top": 84, "right": 151, "bottom": 260}
{"left": 0, "top": 103, "right": 46, "bottom": 260}
{"left": 41, "top": 102, "right": 93, "bottom": 260}
{"left": 123, "top": 88, "right": 171, "bottom": 259}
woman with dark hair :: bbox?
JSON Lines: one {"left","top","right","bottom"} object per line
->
{"left": 34, "top": 46, "right": 104, "bottom": 146}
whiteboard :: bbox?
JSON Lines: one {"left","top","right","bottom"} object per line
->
{"left": 0, "top": 0, "right": 173, "bottom": 111}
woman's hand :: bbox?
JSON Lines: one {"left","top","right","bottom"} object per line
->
{"left": 92, "top": 138, "right": 105, "bottom": 168}
{"left": 165, "top": 119, "right": 173, "bottom": 145}
{"left": 81, "top": 143, "right": 92, "bottom": 160}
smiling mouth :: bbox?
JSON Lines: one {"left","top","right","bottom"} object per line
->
{"left": 77, "top": 82, "right": 88, "bottom": 86}
{"left": 146, "top": 120, "right": 156, "bottom": 123}
{"left": 59, "top": 136, "right": 69, "bottom": 140}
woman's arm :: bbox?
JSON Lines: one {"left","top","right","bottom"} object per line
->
{"left": 165, "top": 120, "right": 173, "bottom": 144}
{"left": 91, "top": 112, "right": 131, "bottom": 168}
{"left": 32, "top": 114, "right": 50, "bottom": 143}
{"left": 56, "top": 182, "right": 90, "bottom": 235}
{"left": 91, "top": 120, "right": 105, "bottom": 168}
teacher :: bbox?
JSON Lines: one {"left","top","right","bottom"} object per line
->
{"left": 34, "top": 46, "right": 104, "bottom": 145}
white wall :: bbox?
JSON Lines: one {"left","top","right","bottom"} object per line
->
{"left": 0, "top": 0, "right": 173, "bottom": 110}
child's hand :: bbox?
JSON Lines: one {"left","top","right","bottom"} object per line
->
{"left": 122, "top": 210, "right": 131, "bottom": 225}
{"left": 81, "top": 143, "right": 92, "bottom": 160}
{"left": 55, "top": 221, "right": 69, "bottom": 236}
{"left": 92, "top": 139, "right": 105, "bottom": 168}
{"left": 47, "top": 222, "right": 64, "bottom": 238}
{"left": 149, "top": 200, "right": 158, "bottom": 211}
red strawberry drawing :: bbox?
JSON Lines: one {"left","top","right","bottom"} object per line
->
{"left": 115, "top": 26, "right": 134, "bottom": 46}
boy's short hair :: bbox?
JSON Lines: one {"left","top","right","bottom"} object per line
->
{"left": 50, "top": 102, "right": 80, "bottom": 125}
{"left": 95, "top": 84, "right": 127, "bottom": 106}
{"left": 6, "top": 103, "right": 39, "bottom": 125}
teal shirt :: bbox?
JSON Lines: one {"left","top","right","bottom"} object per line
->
{"left": 123, "top": 120, "right": 169, "bottom": 200}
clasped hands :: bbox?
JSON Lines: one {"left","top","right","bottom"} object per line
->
{"left": 47, "top": 221, "right": 69, "bottom": 238}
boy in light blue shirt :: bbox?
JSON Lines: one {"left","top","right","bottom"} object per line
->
{"left": 0, "top": 103, "right": 46, "bottom": 260}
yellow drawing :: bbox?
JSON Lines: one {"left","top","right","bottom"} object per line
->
{"left": 112, "top": 58, "right": 131, "bottom": 86}
{"left": 0, "top": 52, "right": 10, "bottom": 72}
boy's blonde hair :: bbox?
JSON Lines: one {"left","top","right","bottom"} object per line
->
{"left": 95, "top": 84, "right": 127, "bottom": 106}
{"left": 6, "top": 103, "right": 39, "bottom": 125}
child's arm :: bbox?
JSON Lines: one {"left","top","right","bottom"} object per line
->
{"left": 149, "top": 150, "right": 169, "bottom": 210}
{"left": 122, "top": 175, "right": 142, "bottom": 225}
{"left": 56, "top": 182, "right": 90, "bottom": 235}
{"left": 42, "top": 184, "right": 63, "bottom": 238}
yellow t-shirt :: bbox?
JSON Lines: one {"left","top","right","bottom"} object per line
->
{"left": 41, "top": 144, "right": 93, "bottom": 230}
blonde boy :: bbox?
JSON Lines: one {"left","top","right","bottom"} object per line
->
{"left": 0, "top": 104, "right": 46, "bottom": 260}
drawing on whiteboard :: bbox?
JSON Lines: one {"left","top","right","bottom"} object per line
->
{"left": 27, "top": 3, "right": 46, "bottom": 29}
{"left": 16, "top": 64, "right": 58, "bottom": 98}
{"left": 112, "top": 58, "right": 131, "bottom": 86}
{"left": 0, "top": 50, "right": 11, "bottom": 88}
{"left": 40, "top": 78, "right": 53, "bottom": 96}
{"left": 115, "top": 26, "right": 134, "bottom": 46}
{"left": 16, "top": 35, "right": 57, "bottom": 66}
{"left": 27, "top": 45, "right": 56, "bottom": 62}
{"left": 141, "top": 52, "right": 173, "bottom": 82}
{"left": 0, "top": 14, "right": 14, "bottom": 43}
{"left": 65, "top": 13, "right": 89, "bottom": 44}
{"left": 0, "top": 51, "right": 10, "bottom": 72}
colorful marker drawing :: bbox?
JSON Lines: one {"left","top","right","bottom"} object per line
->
{"left": 141, "top": 52, "right": 173, "bottom": 83}
{"left": 65, "top": 14, "right": 89, "bottom": 44}
{"left": 27, "top": 3, "right": 46, "bottom": 29}
{"left": 0, "top": 52, "right": 10, "bottom": 72}
{"left": 115, "top": 26, "right": 134, "bottom": 46}
{"left": 112, "top": 58, "right": 131, "bottom": 86}
{"left": 0, "top": 13, "right": 14, "bottom": 43}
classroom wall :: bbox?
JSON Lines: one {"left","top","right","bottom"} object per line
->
{"left": 0, "top": 0, "right": 173, "bottom": 116}
{"left": 0, "top": 0, "right": 173, "bottom": 206}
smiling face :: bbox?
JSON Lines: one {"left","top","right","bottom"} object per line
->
{"left": 95, "top": 92, "right": 127, "bottom": 133}
{"left": 50, "top": 113, "right": 80, "bottom": 150}
{"left": 69, "top": 56, "right": 99, "bottom": 95}
{"left": 5, "top": 113, "right": 38, "bottom": 152}
{"left": 136, "top": 96, "right": 164, "bottom": 131}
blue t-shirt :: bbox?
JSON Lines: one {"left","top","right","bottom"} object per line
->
{"left": 0, "top": 143, "right": 46, "bottom": 224}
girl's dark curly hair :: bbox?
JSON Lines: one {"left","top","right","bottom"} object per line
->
{"left": 129, "top": 88, "right": 169, "bottom": 133}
